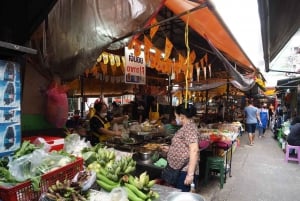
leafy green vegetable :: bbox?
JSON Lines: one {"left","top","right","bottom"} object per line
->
{"left": 13, "top": 141, "right": 39, "bottom": 159}
{"left": 82, "top": 151, "right": 97, "bottom": 166}
{"left": 30, "top": 176, "right": 41, "bottom": 191}
{"left": 0, "top": 157, "right": 9, "bottom": 168}
{"left": 0, "top": 167, "right": 18, "bottom": 185}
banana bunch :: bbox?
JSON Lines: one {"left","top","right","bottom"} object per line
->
{"left": 96, "top": 169, "right": 120, "bottom": 192}
{"left": 97, "top": 147, "right": 116, "bottom": 167}
{"left": 96, "top": 156, "right": 136, "bottom": 192}
{"left": 123, "top": 172, "right": 159, "bottom": 201}
{"left": 87, "top": 161, "right": 101, "bottom": 173}
{"left": 45, "top": 180, "right": 89, "bottom": 201}
{"left": 114, "top": 156, "right": 136, "bottom": 175}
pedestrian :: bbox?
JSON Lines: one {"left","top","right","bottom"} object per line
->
{"left": 258, "top": 103, "right": 269, "bottom": 138}
{"left": 268, "top": 103, "right": 274, "bottom": 128}
{"left": 160, "top": 103, "right": 200, "bottom": 192}
{"left": 244, "top": 99, "right": 261, "bottom": 146}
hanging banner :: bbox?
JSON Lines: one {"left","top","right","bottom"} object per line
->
{"left": 124, "top": 47, "right": 146, "bottom": 85}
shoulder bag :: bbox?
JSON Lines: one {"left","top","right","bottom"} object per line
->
{"left": 161, "top": 159, "right": 189, "bottom": 186}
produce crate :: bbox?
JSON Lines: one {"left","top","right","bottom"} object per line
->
{"left": 0, "top": 157, "right": 83, "bottom": 201}
{"left": 22, "top": 136, "right": 64, "bottom": 151}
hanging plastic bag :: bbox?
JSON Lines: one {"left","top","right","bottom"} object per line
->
{"left": 109, "top": 187, "right": 128, "bottom": 201}
{"left": 46, "top": 78, "right": 69, "bottom": 128}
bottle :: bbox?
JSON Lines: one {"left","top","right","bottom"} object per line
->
{"left": 190, "top": 182, "right": 196, "bottom": 193}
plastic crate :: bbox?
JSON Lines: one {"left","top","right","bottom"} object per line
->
{"left": 0, "top": 157, "right": 83, "bottom": 201}
{"left": 22, "top": 136, "right": 64, "bottom": 151}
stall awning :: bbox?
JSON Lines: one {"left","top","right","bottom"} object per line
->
{"left": 165, "top": 0, "right": 256, "bottom": 72}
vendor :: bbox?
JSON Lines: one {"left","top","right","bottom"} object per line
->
{"left": 89, "top": 101, "right": 128, "bottom": 145}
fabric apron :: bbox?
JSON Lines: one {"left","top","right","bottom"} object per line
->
{"left": 92, "top": 115, "right": 111, "bottom": 141}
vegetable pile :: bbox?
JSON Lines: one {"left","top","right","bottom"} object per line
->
{"left": 43, "top": 179, "right": 89, "bottom": 201}
{"left": 0, "top": 141, "right": 75, "bottom": 191}
{"left": 81, "top": 145, "right": 160, "bottom": 201}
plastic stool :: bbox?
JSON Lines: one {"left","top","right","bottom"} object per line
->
{"left": 204, "top": 156, "right": 225, "bottom": 189}
{"left": 285, "top": 144, "right": 300, "bottom": 164}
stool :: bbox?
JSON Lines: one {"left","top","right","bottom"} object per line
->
{"left": 285, "top": 144, "right": 300, "bottom": 164}
{"left": 204, "top": 156, "right": 225, "bottom": 189}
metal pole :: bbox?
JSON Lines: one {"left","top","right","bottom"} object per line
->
{"left": 80, "top": 75, "right": 85, "bottom": 118}
{"left": 205, "top": 90, "right": 208, "bottom": 115}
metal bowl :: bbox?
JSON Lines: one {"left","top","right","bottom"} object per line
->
{"left": 166, "top": 192, "right": 204, "bottom": 201}
{"left": 138, "top": 149, "right": 153, "bottom": 161}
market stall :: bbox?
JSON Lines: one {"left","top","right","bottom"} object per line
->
{"left": 0, "top": 134, "right": 183, "bottom": 201}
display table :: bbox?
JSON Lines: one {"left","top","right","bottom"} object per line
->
{"left": 199, "top": 124, "right": 240, "bottom": 183}
{"left": 89, "top": 184, "right": 181, "bottom": 201}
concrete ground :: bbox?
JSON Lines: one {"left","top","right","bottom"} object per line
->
{"left": 197, "top": 129, "right": 300, "bottom": 201}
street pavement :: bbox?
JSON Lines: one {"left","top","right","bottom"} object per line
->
{"left": 197, "top": 129, "right": 300, "bottom": 201}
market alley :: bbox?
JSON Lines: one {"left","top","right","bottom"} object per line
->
{"left": 198, "top": 129, "right": 300, "bottom": 201}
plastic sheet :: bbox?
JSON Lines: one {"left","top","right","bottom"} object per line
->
{"left": 31, "top": 0, "right": 164, "bottom": 81}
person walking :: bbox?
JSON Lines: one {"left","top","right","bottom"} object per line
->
{"left": 258, "top": 103, "right": 269, "bottom": 138}
{"left": 268, "top": 103, "right": 274, "bottom": 128}
{"left": 244, "top": 99, "right": 261, "bottom": 146}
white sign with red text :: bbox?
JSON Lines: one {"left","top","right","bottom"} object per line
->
{"left": 124, "top": 47, "right": 146, "bottom": 85}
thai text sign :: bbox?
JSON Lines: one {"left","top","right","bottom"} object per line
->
{"left": 124, "top": 47, "right": 146, "bottom": 84}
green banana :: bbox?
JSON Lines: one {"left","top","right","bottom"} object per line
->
{"left": 98, "top": 167, "right": 108, "bottom": 176}
{"left": 96, "top": 180, "right": 120, "bottom": 192}
{"left": 124, "top": 165, "right": 135, "bottom": 174}
{"left": 133, "top": 176, "right": 142, "bottom": 189}
{"left": 98, "top": 148, "right": 104, "bottom": 158}
{"left": 109, "top": 151, "right": 115, "bottom": 160}
{"left": 151, "top": 191, "right": 159, "bottom": 199}
{"left": 97, "top": 173, "right": 119, "bottom": 186}
{"left": 147, "top": 190, "right": 159, "bottom": 199}
{"left": 146, "top": 180, "right": 156, "bottom": 188}
{"left": 139, "top": 172, "right": 147, "bottom": 186}
{"left": 106, "top": 172, "right": 119, "bottom": 182}
{"left": 128, "top": 175, "right": 136, "bottom": 186}
{"left": 117, "top": 159, "right": 122, "bottom": 170}
{"left": 144, "top": 175, "right": 149, "bottom": 186}
{"left": 115, "top": 166, "right": 121, "bottom": 175}
{"left": 123, "top": 159, "right": 129, "bottom": 171}
{"left": 125, "top": 183, "right": 148, "bottom": 200}
{"left": 124, "top": 186, "right": 144, "bottom": 201}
